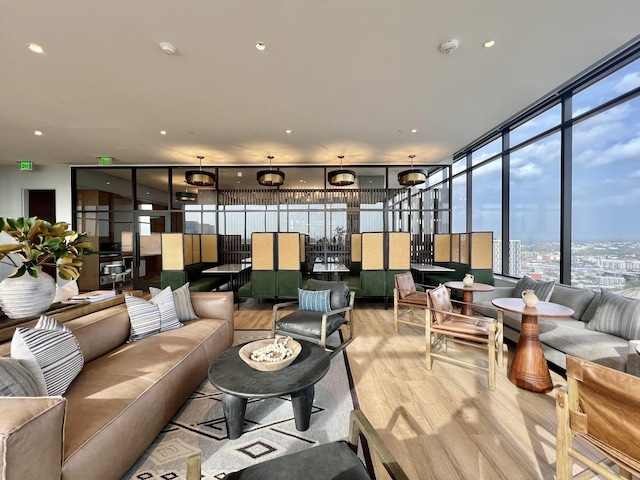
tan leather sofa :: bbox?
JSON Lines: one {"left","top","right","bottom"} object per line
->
{"left": 0, "top": 292, "right": 234, "bottom": 480}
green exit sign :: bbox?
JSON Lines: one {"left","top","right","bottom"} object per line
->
{"left": 99, "top": 156, "right": 113, "bottom": 165}
{"left": 19, "top": 161, "right": 33, "bottom": 171}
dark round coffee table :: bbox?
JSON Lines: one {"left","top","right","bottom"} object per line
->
{"left": 208, "top": 339, "right": 331, "bottom": 439}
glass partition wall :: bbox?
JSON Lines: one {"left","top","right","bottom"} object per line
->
{"left": 73, "top": 165, "right": 451, "bottom": 290}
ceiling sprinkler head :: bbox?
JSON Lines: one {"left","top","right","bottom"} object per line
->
{"left": 439, "top": 39, "right": 459, "bottom": 55}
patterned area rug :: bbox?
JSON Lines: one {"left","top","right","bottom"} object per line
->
{"left": 123, "top": 330, "right": 357, "bottom": 479}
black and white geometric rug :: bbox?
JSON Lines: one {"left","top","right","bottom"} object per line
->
{"left": 122, "top": 330, "right": 358, "bottom": 479}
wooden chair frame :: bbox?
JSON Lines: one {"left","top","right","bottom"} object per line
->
{"left": 271, "top": 291, "right": 356, "bottom": 358}
{"left": 186, "top": 409, "right": 410, "bottom": 480}
{"left": 426, "top": 288, "right": 505, "bottom": 391}
{"left": 556, "top": 356, "right": 640, "bottom": 480}
{"left": 392, "top": 272, "right": 430, "bottom": 332}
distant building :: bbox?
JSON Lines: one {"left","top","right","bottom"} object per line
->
{"left": 493, "top": 239, "right": 522, "bottom": 276}
{"left": 595, "top": 276, "right": 626, "bottom": 285}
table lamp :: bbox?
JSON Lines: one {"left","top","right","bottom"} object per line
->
{"left": 102, "top": 262, "right": 125, "bottom": 293}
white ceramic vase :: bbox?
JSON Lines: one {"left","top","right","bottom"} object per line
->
{"left": 462, "top": 273, "right": 474, "bottom": 287}
{"left": 0, "top": 268, "right": 56, "bottom": 319}
{"left": 521, "top": 289, "right": 539, "bottom": 307}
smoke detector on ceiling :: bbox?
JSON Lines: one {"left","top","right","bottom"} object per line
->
{"left": 159, "top": 42, "right": 177, "bottom": 55}
{"left": 439, "top": 39, "right": 459, "bottom": 55}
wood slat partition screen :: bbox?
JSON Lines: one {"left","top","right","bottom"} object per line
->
{"left": 362, "top": 232, "right": 384, "bottom": 270}
{"left": 351, "top": 233, "right": 362, "bottom": 262}
{"left": 162, "top": 233, "right": 185, "bottom": 270}
{"left": 471, "top": 232, "right": 493, "bottom": 269}
{"left": 278, "top": 233, "right": 301, "bottom": 270}
{"left": 388, "top": 232, "right": 410, "bottom": 270}
{"left": 201, "top": 234, "right": 219, "bottom": 263}
{"left": 433, "top": 234, "right": 451, "bottom": 262}
{"left": 252, "top": 233, "right": 275, "bottom": 270}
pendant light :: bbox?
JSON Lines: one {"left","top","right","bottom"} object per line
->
{"left": 398, "top": 154, "right": 427, "bottom": 186}
{"left": 327, "top": 155, "right": 356, "bottom": 186}
{"left": 257, "top": 155, "right": 285, "bottom": 186}
{"left": 185, "top": 155, "right": 215, "bottom": 187}
{"left": 175, "top": 191, "right": 198, "bottom": 202}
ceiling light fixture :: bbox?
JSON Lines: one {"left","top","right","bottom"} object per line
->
{"left": 328, "top": 155, "right": 356, "bottom": 186}
{"left": 398, "top": 155, "right": 427, "bottom": 187}
{"left": 185, "top": 155, "right": 215, "bottom": 187}
{"left": 160, "top": 130, "right": 167, "bottom": 135}
{"left": 255, "top": 42, "right": 266, "bottom": 51}
{"left": 257, "top": 155, "right": 284, "bottom": 186}
{"left": 285, "top": 129, "right": 292, "bottom": 134}
{"left": 27, "top": 43, "right": 44, "bottom": 54}
{"left": 159, "top": 42, "right": 177, "bottom": 55}
{"left": 175, "top": 191, "right": 197, "bottom": 202}
{"left": 439, "top": 39, "right": 459, "bottom": 55}
{"left": 411, "top": 129, "right": 417, "bottom": 133}
{"left": 483, "top": 39, "right": 496, "bottom": 48}
{"left": 34, "top": 130, "right": 43, "bottom": 136}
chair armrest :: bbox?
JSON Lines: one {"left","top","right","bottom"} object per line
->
{"left": 0, "top": 397, "right": 66, "bottom": 480}
{"left": 348, "top": 410, "right": 410, "bottom": 480}
{"left": 272, "top": 300, "right": 300, "bottom": 313}
{"left": 627, "top": 341, "right": 640, "bottom": 376}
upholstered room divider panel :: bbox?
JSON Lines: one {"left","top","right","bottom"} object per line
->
{"left": 387, "top": 232, "right": 410, "bottom": 270}
{"left": 278, "top": 233, "right": 301, "bottom": 270}
{"left": 351, "top": 233, "right": 362, "bottom": 262}
{"left": 471, "top": 231, "right": 493, "bottom": 269}
{"left": 433, "top": 234, "right": 451, "bottom": 262}
{"left": 361, "top": 232, "right": 384, "bottom": 270}
{"left": 251, "top": 233, "right": 275, "bottom": 270}
{"left": 183, "top": 234, "right": 195, "bottom": 265}
{"left": 200, "top": 234, "right": 219, "bottom": 263}
{"left": 162, "top": 233, "right": 185, "bottom": 270}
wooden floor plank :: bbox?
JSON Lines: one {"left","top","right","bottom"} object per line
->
{"left": 233, "top": 298, "right": 607, "bottom": 479}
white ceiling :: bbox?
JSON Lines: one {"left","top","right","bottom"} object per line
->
{"left": 1, "top": 0, "right": 639, "bottom": 171}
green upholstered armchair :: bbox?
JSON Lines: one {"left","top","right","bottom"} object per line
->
{"left": 271, "top": 279, "right": 355, "bottom": 358}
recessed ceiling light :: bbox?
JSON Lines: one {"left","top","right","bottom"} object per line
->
{"left": 28, "top": 43, "right": 44, "bottom": 54}
{"left": 483, "top": 40, "right": 496, "bottom": 48}
{"left": 34, "top": 130, "right": 43, "bottom": 136}
{"left": 411, "top": 129, "right": 417, "bottom": 133}
{"left": 160, "top": 130, "right": 167, "bottom": 135}
{"left": 285, "top": 129, "right": 292, "bottom": 134}
{"left": 255, "top": 42, "right": 266, "bottom": 51}
{"left": 237, "top": 172, "right": 243, "bottom": 177}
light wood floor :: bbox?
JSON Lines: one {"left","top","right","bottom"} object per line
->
{"left": 233, "top": 298, "right": 606, "bottom": 480}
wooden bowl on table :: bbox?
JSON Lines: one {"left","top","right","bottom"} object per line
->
{"left": 238, "top": 337, "right": 302, "bottom": 371}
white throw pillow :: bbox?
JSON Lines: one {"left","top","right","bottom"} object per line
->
{"left": 53, "top": 280, "right": 79, "bottom": 303}
{"left": 0, "top": 358, "right": 45, "bottom": 397}
{"left": 149, "top": 283, "right": 198, "bottom": 321}
{"left": 11, "top": 317, "right": 84, "bottom": 396}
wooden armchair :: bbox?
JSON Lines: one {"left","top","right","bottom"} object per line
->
{"left": 556, "top": 355, "right": 640, "bottom": 480}
{"left": 393, "top": 272, "right": 430, "bottom": 332}
{"left": 426, "top": 284, "right": 504, "bottom": 390}
{"left": 271, "top": 279, "right": 355, "bottom": 358}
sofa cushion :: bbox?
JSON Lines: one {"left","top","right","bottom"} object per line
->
{"left": 298, "top": 288, "right": 331, "bottom": 312}
{"left": 581, "top": 290, "right": 602, "bottom": 323}
{"left": 549, "top": 284, "right": 595, "bottom": 321}
{"left": 150, "top": 283, "right": 198, "bottom": 321}
{"left": 11, "top": 322, "right": 84, "bottom": 396}
{"left": 306, "top": 278, "right": 350, "bottom": 311}
{"left": 0, "top": 358, "right": 43, "bottom": 396}
{"left": 586, "top": 290, "right": 640, "bottom": 340}
{"left": 513, "top": 275, "right": 555, "bottom": 301}
{"left": 428, "top": 285, "right": 453, "bottom": 323}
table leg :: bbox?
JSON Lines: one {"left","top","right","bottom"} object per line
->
{"left": 508, "top": 314, "right": 553, "bottom": 393}
{"left": 222, "top": 393, "right": 247, "bottom": 439}
{"left": 291, "top": 385, "right": 314, "bottom": 431}
{"left": 461, "top": 290, "right": 475, "bottom": 316}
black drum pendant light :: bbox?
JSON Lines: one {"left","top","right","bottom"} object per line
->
{"left": 185, "top": 155, "right": 215, "bottom": 187}
{"left": 398, "top": 154, "right": 427, "bottom": 186}
{"left": 257, "top": 155, "right": 285, "bottom": 186}
{"left": 175, "top": 191, "right": 198, "bottom": 202}
{"left": 328, "top": 155, "right": 356, "bottom": 186}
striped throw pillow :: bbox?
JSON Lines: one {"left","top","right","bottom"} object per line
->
{"left": 11, "top": 322, "right": 84, "bottom": 396}
{"left": 126, "top": 295, "right": 162, "bottom": 341}
{"left": 298, "top": 288, "right": 331, "bottom": 312}
{"left": 0, "top": 358, "right": 44, "bottom": 397}
{"left": 149, "top": 283, "right": 198, "bottom": 321}
{"left": 35, "top": 314, "right": 70, "bottom": 331}
{"left": 513, "top": 275, "right": 555, "bottom": 302}
{"left": 586, "top": 290, "right": 640, "bottom": 340}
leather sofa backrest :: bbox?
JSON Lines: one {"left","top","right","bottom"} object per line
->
{"left": 64, "top": 304, "right": 131, "bottom": 363}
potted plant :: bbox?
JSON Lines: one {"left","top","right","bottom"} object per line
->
{"left": 0, "top": 217, "right": 94, "bottom": 319}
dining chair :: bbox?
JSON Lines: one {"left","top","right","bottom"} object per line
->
{"left": 393, "top": 272, "right": 430, "bottom": 332}
{"left": 556, "top": 355, "right": 640, "bottom": 480}
{"left": 426, "top": 284, "right": 504, "bottom": 390}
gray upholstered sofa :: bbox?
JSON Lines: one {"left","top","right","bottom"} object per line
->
{"left": 474, "top": 277, "right": 640, "bottom": 372}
